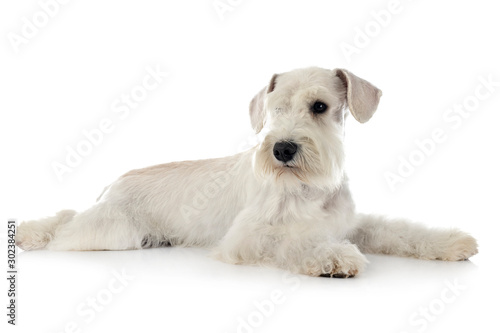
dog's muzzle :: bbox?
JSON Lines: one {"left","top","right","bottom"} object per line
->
{"left": 273, "top": 141, "right": 298, "bottom": 163}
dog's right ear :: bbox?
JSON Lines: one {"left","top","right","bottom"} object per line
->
{"left": 249, "top": 74, "right": 278, "bottom": 133}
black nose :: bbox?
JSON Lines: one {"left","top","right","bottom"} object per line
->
{"left": 273, "top": 141, "right": 298, "bottom": 163}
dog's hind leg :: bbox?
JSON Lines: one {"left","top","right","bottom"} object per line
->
{"left": 349, "top": 213, "right": 478, "bottom": 261}
{"left": 45, "top": 203, "right": 144, "bottom": 251}
{"left": 17, "top": 203, "right": 145, "bottom": 251}
{"left": 16, "top": 210, "right": 77, "bottom": 250}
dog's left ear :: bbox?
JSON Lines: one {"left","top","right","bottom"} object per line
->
{"left": 249, "top": 74, "right": 278, "bottom": 133}
{"left": 334, "top": 69, "right": 382, "bottom": 123}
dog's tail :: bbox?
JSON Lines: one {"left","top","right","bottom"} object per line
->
{"left": 349, "top": 213, "right": 478, "bottom": 261}
{"left": 16, "top": 210, "right": 77, "bottom": 251}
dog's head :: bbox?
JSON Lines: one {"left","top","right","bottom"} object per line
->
{"left": 250, "top": 67, "right": 382, "bottom": 191}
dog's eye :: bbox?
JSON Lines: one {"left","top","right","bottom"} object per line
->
{"left": 311, "top": 101, "right": 328, "bottom": 114}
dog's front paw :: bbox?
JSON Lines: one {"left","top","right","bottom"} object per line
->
{"left": 305, "top": 243, "right": 368, "bottom": 278}
{"left": 437, "top": 230, "right": 478, "bottom": 261}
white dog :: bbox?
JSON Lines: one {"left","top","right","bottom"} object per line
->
{"left": 16, "top": 67, "right": 478, "bottom": 277}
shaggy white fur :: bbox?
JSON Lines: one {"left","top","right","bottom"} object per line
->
{"left": 16, "top": 67, "right": 478, "bottom": 277}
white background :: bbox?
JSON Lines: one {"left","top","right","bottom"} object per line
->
{"left": 1, "top": 0, "right": 499, "bottom": 332}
